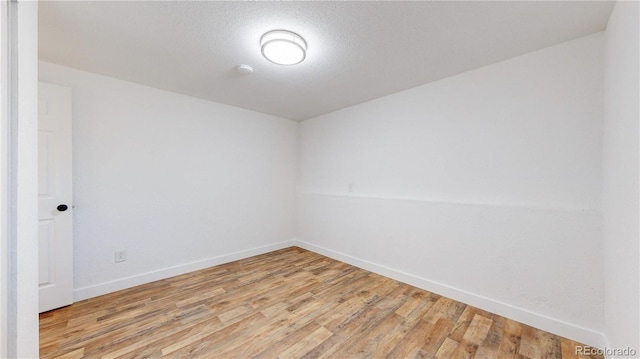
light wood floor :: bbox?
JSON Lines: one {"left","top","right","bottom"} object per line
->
{"left": 40, "top": 247, "right": 601, "bottom": 359}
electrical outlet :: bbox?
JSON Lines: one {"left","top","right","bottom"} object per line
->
{"left": 115, "top": 250, "right": 127, "bottom": 263}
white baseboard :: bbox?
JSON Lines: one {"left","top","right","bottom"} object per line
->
{"left": 73, "top": 239, "right": 296, "bottom": 302}
{"left": 296, "top": 240, "right": 606, "bottom": 348}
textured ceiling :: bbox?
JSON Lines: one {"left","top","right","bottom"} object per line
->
{"left": 39, "top": 1, "right": 614, "bottom": 121}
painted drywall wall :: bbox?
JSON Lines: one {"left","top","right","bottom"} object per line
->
{"left": 39, "top": 61, "right": 298, "bottom": 300}
{"left": 298, "top": 33, "right": 604, "bottom": 345}
{"left": 602, "top": 1, "right": 640, "bottom": 353}
{"left": 0, "top": 2, "right": 5, "bottom": 354}
{"left": 13, "top": 1, "right": 39, "bottom": 357}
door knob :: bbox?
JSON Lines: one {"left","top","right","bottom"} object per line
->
{"left": 57, "top": 204, "right": 69, "bottom": 212}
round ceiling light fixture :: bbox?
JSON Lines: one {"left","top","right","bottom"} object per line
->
{"left": 260, "top": 30, "right": 307, "bottom": 65}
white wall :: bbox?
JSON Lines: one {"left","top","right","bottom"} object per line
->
{"left": 299, "top": 33, "right": 604, "bottom": 345}
{"left": 1, "top": 2, "right": 9, "bottom": 355}
{"left": 16, "top": 3, "right": 39, "bottom": 355}
{"left": 602, "top": 1, "right": 640, "bottom": 353}
{"left": 39, "top": 61, "right": 298, "bottom": 300}
{"left": 0, "top": 1, "right": 38, "bottom": 358}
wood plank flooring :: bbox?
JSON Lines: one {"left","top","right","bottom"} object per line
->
{"left": 40, "top": 247, "right": 602, "bottom": 359}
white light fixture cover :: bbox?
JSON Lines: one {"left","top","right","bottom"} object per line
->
{"left": 260, "top": 30, "right": 307, "bottom": 65}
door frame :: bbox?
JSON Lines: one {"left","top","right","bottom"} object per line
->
{"left": 1, "top": 0, "right": 16, "bottom": 355}
{"left": 1, "top": 0, "right": 39, "bottom": 357}
{"left": 0, "top": 0, "right": 7, "bottom": 355}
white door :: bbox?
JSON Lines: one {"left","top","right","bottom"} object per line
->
{"left": 38, "top": 82, "right": 73, "bottom": 313}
